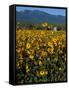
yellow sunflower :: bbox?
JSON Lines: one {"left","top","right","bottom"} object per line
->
{"left": 47, "top": 47, "right": 54, "bottom": 54}
{"left": 26, "top": 43, "right": 31, "bottom": 49}
{"left": 40, "top": 71, "right": 45, "bottom": 76}
{"left": 48, "top": 41, "right": 53, "bottom": 47}
{"left": 41, "top": 51, "right": 47, "bottom": 57}
{"left": 29, "top": 55, "right": 34, "bottom": 59}
{"left": 39, "top": 61, "right": 42, "bottom": 65}
{"left": 45, "top": 71, "right": 48, "bottom": 75}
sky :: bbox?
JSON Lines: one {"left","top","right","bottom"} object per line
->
{"left": 16, "top": 6, "right": 66, "bottom": 16}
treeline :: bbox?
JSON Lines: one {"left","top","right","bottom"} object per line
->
{"left": 16, "top": 22, "right": 66, "bottom": 31}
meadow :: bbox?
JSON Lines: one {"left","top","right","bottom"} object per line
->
{"left": 16, "top": 29, "right": 66, "bottom": 84}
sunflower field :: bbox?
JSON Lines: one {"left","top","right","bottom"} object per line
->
{"left": 16, "top": 29, "right": 66, "bottom": 84}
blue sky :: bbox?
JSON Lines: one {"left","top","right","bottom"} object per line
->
{"left": 16, "top": 6, "right": 66, "bottom": 16}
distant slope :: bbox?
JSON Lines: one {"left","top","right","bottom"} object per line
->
{"left": 16, "top": 10, "right": 65, "bottom": 24}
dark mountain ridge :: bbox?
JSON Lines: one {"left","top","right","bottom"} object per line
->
{"left": 16, "top": 10, "right": 65, "bottom": 24}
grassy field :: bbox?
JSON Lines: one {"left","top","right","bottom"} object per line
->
{"left": 16, "top": 30, "right": 66, "bottom": 84}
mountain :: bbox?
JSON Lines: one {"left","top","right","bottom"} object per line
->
{"left": 16, "top": 10, "right": 65, "bottom": 24}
